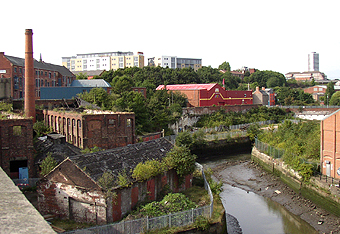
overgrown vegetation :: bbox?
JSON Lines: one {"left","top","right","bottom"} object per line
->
{"left": 33, "top": 121, "right": 52, "bottom": 137}
{"left": 81, "top": 146, "right": 104, "bottom": 154}
{"left": 258, "top": 120, "right": 320, "bottom": 181}
{"left": 40, "top": 153, "right": 57, "bottom": 176}
{"left": 132, "top": 146, "right": 197, "bottom": 183}
{"left": 195, "top": 106, "right": 291, "bottom": 128}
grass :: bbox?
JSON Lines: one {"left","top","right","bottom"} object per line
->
{"left": 50, "top": 219, "right": 95, "bottom": 231}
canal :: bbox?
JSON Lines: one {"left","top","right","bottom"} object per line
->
{"left": 197, "top": 152, "right": 318, "bottom": 234}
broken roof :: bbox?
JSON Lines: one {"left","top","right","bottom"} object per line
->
{"left": 69, "top": 138, "right": 173, "bottom": 182}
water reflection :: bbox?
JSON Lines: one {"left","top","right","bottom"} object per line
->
{"left": 221, "top": 185, "right": 317, "bottom": 234}
{"left": 199, "top": 153, "right": 317, "bottom": 234}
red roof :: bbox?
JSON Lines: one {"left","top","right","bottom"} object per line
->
{"left": 156, "top": 83, "right": 217, "bottom": 91}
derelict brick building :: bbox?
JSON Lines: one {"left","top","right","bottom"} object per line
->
{"left": 37, "top": 138, "right": 192, "bottom": 224}
{"left": 43, "top": 109, "right": 135, "bottom": 150}
{"left": 0, "top": 117, "right": 34, "bottom": 178}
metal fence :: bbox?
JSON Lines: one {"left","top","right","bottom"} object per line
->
{"left": 64, "top": 163, "right": 213, "bottom": 234}
{"left": 203, "top": 120, "right": 275, "bottom": 133}
{"left": 271, "top": 105, "right": 340, "bottom": 109}
{"left": 205, "top": 131, "right": 247, "bottom": 141}
{"left": 254, "top": 138, "right": 285, "bottom": 159}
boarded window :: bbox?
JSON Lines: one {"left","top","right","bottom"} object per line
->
{"left": 13, "top": 126, "right": 21, "bottom": 136}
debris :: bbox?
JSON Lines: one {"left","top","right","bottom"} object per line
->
{"left": 265, "top": 187, "right": 269, "bottom": 190}
{"left": 275, "top": 190, "right": 281, "bottom": 194}
{"left": 318, "top": 220, "right": 324, "bottom": 225}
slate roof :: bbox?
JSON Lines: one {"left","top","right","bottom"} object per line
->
{"left": 72, "top": 70, "right": 105, "bottom": 77}
{"left": 69, "top": 138, "right": 173, "bottom": 182}
{"left": 4, "top": 55, "right": 75, "bottom": 77}
{"left": 34, "top": 134, "right": 82, "bottom": 165}
{"left": 71, "top": 79, "right": 111, "bottom": 87}
{"left": 156, "top": 83, "right": 216, "bottom": 91}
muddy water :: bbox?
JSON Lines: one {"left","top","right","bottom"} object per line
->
{"left": 199, "top": 153, "right": 317, "bottom": 234}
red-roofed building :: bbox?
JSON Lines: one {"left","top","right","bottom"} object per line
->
{"left": 156, "top": 83, "right": 252, "bottom": 107}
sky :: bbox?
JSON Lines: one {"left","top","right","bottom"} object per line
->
{"left": 1, "top": 0, "right": 339, "bottom": 79}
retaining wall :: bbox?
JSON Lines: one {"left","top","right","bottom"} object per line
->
{"left": 251, "top": 147, "right": 340, "bottom": 216}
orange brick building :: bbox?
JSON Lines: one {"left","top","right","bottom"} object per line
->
{"left": 156, "top": 83, "right": 252, "bottom": 107}
{"left": 43, "top": 110, "right": 135, "bottom": 150}
{"left": 320, "top": 109, "right": 340, "bottom": 178}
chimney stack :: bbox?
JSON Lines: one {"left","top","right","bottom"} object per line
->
{"left": 24, "top": 29, "right": 36, "bottom": 122}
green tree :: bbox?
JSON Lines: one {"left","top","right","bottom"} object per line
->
{"left": 40, "top": 153, "right": 57, "bottom": 176}
{"left": 325, "top": 82, "right": 335, "bottom": 105}
{"left": 76, "top": 73, "right": 88, "bottom": 80}
{"left": 164, "top": 146, "right": 197, "bottom": 179}
{"left": 218, "top": 62, "right": 231, "bottom": 72}
{"left": 329, "top": 91, "right": 340, "bottom": 106}
{"left": 33, "top": 121, "right": 51, "bottom": 137}
{"left": 111, "top": 75, "right": 135, "bottom": 94}
{"left": 78, "top": 87, "right": 113, "bottom": 109}
{"left": 249, "top": 70, "right": 286, "bottom": 88}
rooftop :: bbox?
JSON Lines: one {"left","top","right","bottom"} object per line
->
{"left": 156, "top": 83, "right": 217, "bottom": 91}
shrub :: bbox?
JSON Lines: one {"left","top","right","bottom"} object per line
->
{"left": 40, "top": 153, "right": 57, "bottom": 176}
{"left": 193, "top": 216, "right": 210, "bottom": 231}
{"left": 132, "top": 160, "right": 163, "bottom": 181}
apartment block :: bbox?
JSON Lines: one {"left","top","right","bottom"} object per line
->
{"left": 148, "top": 56, "right": 202, "bottom": 71}
{"left": 62, "top": 51, "right": 144, "bottom": 72}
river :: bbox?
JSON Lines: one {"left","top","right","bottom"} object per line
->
{"left": 198, "top": 153, "right": 318, "bottom": 234}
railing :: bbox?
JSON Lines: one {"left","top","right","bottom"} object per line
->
{"left": 64, "top": 163, "right": 213, "bottom": 234}
{"left": 254, "top": 138, "right": 285, "bottom": 159}
{"left": 270, "top": 105, "right": 340, "bottom": 109}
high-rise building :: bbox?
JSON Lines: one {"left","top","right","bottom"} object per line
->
{"left": 148, "top": 56, "right": 202, "bottom": 71}
{"left": 62, "top": 51, "right": 144, "bottom": 72}
{"left": 308, "top": 52, "right": 319, "bottom": 71}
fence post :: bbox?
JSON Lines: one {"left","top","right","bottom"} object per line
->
{"left": 191, "top": 208, "right": 194, "bottom": 223}
{"left": 169, "top": 213, "right": 171, "bottom": 227}
{"left": 147, "top": 216, "right": 149, "bottom": 231}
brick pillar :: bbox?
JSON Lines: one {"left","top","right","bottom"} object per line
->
{"left": 24, "top": 29, "right": 36, "bottom": 122}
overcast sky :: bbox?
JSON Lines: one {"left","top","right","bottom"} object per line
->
{"left": 1, "top": 0, "right": 339, "bottom": 79}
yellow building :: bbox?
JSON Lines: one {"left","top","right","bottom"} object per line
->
{"left": 62, "top": 52, "right": 144, "bottom": 72}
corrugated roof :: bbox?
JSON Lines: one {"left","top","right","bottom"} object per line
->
{"left": 4, "top": 55, "right": 75, "bottom": 77}
{"left": 71, "top": 79, "right": 111, "bottom": 87}
{"left": 156, "top": 83, "right": 217, "bottom": 91}
{"left": 69, "top": 138, "right": 173, "bottom": 182}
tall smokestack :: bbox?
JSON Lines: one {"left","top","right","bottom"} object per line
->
{"left": 24, "top": 29, "right": 36, "bottom": 122}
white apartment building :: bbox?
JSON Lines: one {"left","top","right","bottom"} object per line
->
{"left": 308, "top": 52, "right": 319, "bottom": 71}
{"left": 62, "top": 52, "right": 144, "bottom": 72}
{"left": 148, "top": 56, "right": 202, "bottom": 71}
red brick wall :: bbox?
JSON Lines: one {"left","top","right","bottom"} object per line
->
{"left": 43, "top": 110, "right": 135, "bottom": 150}
{"left": 321, "top": 111, "right": 340, "bottom": 178}
{"left": 0, "top": 118, "right": 34, "bottom": 178}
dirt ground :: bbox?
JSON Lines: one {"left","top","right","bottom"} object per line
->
{"left": 212, "top": 160, "right": 340, "bottom": 234}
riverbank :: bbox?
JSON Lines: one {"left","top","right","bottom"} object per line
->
{"left": 212, "top": 160, "right": 340, "bottom": 234}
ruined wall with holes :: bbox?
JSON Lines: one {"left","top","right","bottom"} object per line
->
{"left": 43, "top": 110, "right": 135, "bottom": 150}
{"left": 0, "top": 118, "right": 34, "bottom": 178}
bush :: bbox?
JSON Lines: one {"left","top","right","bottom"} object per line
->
{"left": 40, "top": 153, "right": 57, "bottom": 176}
{"left": 132, "top": 160, "right": 163, "bottom": 181}
{"left": 193, "top": 216, "right": 210, "bottom": 231}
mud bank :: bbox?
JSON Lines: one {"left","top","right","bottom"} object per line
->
{"left": 212, "top": 160, "right": 340, "bottom": 234}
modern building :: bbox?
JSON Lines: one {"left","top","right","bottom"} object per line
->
{"left": 156, "top": 83, "right": 252, "bottom": 107}
{"left": 62, "top": 51, "right": 144, "bottom": 72}
{"left": 148, "top": 56, "right": 202, "bottom": 71}
{"left": 320, "top": 109, "right": 340, "bottom": 179}
{"left": 252, "top": 87, "right": 275, "bottom": 106}
{"left": 0, "top": 52, "right": 75, "bottom": 99}
{"left": 43, "top": 109, "right": 135, "bottom": 150}
{"left": 40, "top": 79, "right": 112, "bottom": 100}
{"left": 308, "top": 52, "right": 319, "bottom": 71}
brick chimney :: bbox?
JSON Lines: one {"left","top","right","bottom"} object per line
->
{"left": 24, "top": 29, "right": 36, "bottom": 122}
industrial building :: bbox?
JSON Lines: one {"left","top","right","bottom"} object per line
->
{"left": 156, "top": 83, "right": 252, "bottom": 107}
